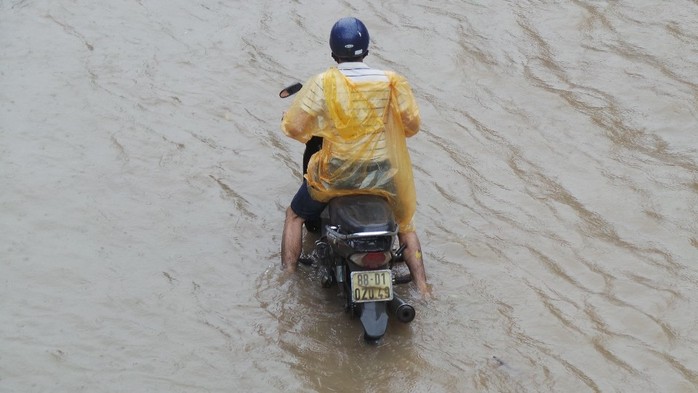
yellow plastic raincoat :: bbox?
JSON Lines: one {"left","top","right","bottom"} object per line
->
{"left": 282, "top": 67, "right": 420, "bottom": 232}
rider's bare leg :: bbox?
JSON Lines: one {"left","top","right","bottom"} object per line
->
{"left": 281, "top": 206, "right": 305, "bottom": 273}
{"left": 398, "top": 231, "right": 430, "bottom": 296}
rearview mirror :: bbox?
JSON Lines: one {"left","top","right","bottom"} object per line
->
{"left": 279, "top": 82, "right": 303, "bottom": 98}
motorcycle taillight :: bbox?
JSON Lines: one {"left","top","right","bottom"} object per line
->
{"left": 349, "top": 251, "right": 391, "bottom": 268}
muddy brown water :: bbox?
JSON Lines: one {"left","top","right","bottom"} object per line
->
{"left": 2, "top": 1, "right": 697, "bottom": 392}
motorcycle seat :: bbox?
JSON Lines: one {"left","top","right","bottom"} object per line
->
{"left": 328, "top": 195, "right": 397, "bottom": 234}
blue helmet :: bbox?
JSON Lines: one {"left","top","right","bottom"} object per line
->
{"left": 329, "top": 17, "right": 370, "bottom": 59}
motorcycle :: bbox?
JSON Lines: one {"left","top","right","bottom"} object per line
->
{"left": 280, "top": 83, "right": 417, "bottom": 342}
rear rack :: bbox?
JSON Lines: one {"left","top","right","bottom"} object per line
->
{"left": 326, "top": 226, "right": 398, "bottom": 240}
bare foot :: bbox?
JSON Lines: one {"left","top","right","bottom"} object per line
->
{"left": 418, "top": 282, "right": 433, "bottom": 299}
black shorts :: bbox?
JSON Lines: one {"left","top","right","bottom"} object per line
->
{"left": 290, "top": 179, "right": 327, "bottom": 221}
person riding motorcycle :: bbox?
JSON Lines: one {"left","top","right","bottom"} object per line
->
{"left": 280, "top": 17, "right": 429, "bottom": 296}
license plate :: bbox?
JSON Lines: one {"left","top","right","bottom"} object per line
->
{"left": 350, "top": 270, "right": 393, "bottom": 303}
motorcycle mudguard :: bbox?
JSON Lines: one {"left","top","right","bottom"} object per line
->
{"left": 359, "top": 301, "right": 389, "bottom": 341}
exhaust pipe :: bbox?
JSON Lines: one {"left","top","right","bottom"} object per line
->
{"left": 389, "top": 295, "right": 415, "bottom": 323}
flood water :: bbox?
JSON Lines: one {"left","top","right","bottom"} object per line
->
{"left": 2, "top": 1, "right": 697, "bottom": 392}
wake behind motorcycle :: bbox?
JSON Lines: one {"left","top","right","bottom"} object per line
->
{"left": 280, "top": 83, "right": 416, "bottom": 342}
